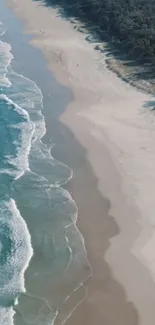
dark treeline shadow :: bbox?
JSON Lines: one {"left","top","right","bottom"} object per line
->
{"left": 34, "top": 0, "right": 155, "bottom": 85}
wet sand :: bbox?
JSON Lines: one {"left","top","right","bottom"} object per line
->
{"left": 8, "top": 0, "right": 155, "bottom": 324}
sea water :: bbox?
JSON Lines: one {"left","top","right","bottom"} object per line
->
{"left": 0, "top": 12, "right": 90, "bottom": 325}
{"left": 0, "top": 22, "right": 34, "bottom": 324}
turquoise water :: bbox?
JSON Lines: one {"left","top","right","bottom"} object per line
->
{"left": 0, "top": 23, "right": 34, "bottom": 324}
{"left": 0, "top": 4, "right": 90, "bottom": 325}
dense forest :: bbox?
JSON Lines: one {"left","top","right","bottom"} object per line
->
{"left": 45, "top": 0, "right": 155, "bottom": 69}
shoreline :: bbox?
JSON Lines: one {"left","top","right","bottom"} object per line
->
{"left": 7, "top": 0, "right": 155, "bottom": 324}
{"left": 0, "top": 3, "right": 91, "bottom": 324}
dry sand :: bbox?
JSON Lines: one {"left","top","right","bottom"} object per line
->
{"left": 8, "top": 0, "right": 155, "bottom": 324}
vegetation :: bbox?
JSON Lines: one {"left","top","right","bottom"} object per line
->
{"left": 45, "top": 0, "right": 155, "bottom": 69}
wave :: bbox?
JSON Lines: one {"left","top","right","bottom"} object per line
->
{"left": 0, "top": 21, "right": 6, "bottom": 37}
{"left": 0, "top": 40, "right": 12, "bottom": 87}
{"left": 0, "top": 32, "right": 38, "bottom": 324}
{"left": 7, "top": 68, "right": 45, "bottom": 141}
{"left": 6, "top": 69, "right": 73, "bottom": 185}
{"left": 0, "top": 94, "right": 35, "bottom": 179}
{"left": 0, "top": 198, "right": 33, "bottom": 322}
{"left": 0, "top": 199, "right": 33, "bottom": 297}
{"left": 0, "top": 307, "right": 15, "bottom": 325}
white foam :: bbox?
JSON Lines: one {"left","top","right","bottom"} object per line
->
{"left": 0, "top": 21, "right": 6, "bottom": 36}
{"left": 6, "top": 70, "right": 73, "bottom": 186}
{"left": 0, "top": 94, "right": 35, "bottom": 179}
{"left": 8, "top": 69, "right": 46, "bottom": 140}
{"left": 0, "top": 199, "right": 33, "bottom": 289}
{"left": 0, "top": 307, "right": 15, "bottom": 325}
{"left": 0, "top": 40, "right": 12, "bottom": 87}
{"left": 0, "top": 93, "right": 30, "bottom": 118}
{"left": 0, "top": 198, "right": 33, "bottom": 324}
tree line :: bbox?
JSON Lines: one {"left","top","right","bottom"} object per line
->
{"left": 45, "top": 0, "right": 155, "bottom": 68}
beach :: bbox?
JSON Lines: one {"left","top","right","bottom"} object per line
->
{"left": 4, "top": 0, "right": 155, "bottom": 324}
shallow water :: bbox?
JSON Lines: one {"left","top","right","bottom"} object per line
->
{"left": 0, "top": 3, "right": 90, "bottom": 325}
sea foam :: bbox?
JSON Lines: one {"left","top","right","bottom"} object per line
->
{"left": 0, "top": 21, "right": 6, "bottom": 36}
{"left": 0, "top": 94, "right": 35, "bottom": 179}
{"left": 0, "top": 198, "right": 33, "bottom": 322}
{"left": 0, "top": 40, "right": 12, "bottom": 87}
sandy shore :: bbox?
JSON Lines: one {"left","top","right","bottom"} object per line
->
{"left": 8, "top": 0, "right": 155, "bottom": 324}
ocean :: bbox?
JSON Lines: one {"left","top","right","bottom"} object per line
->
{"left": 0, "top": 2, "right": 90, "bottom": 325}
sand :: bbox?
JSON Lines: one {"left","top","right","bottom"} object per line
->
{"left": 7, "top": 0, "right": 155, "bottom": 324}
